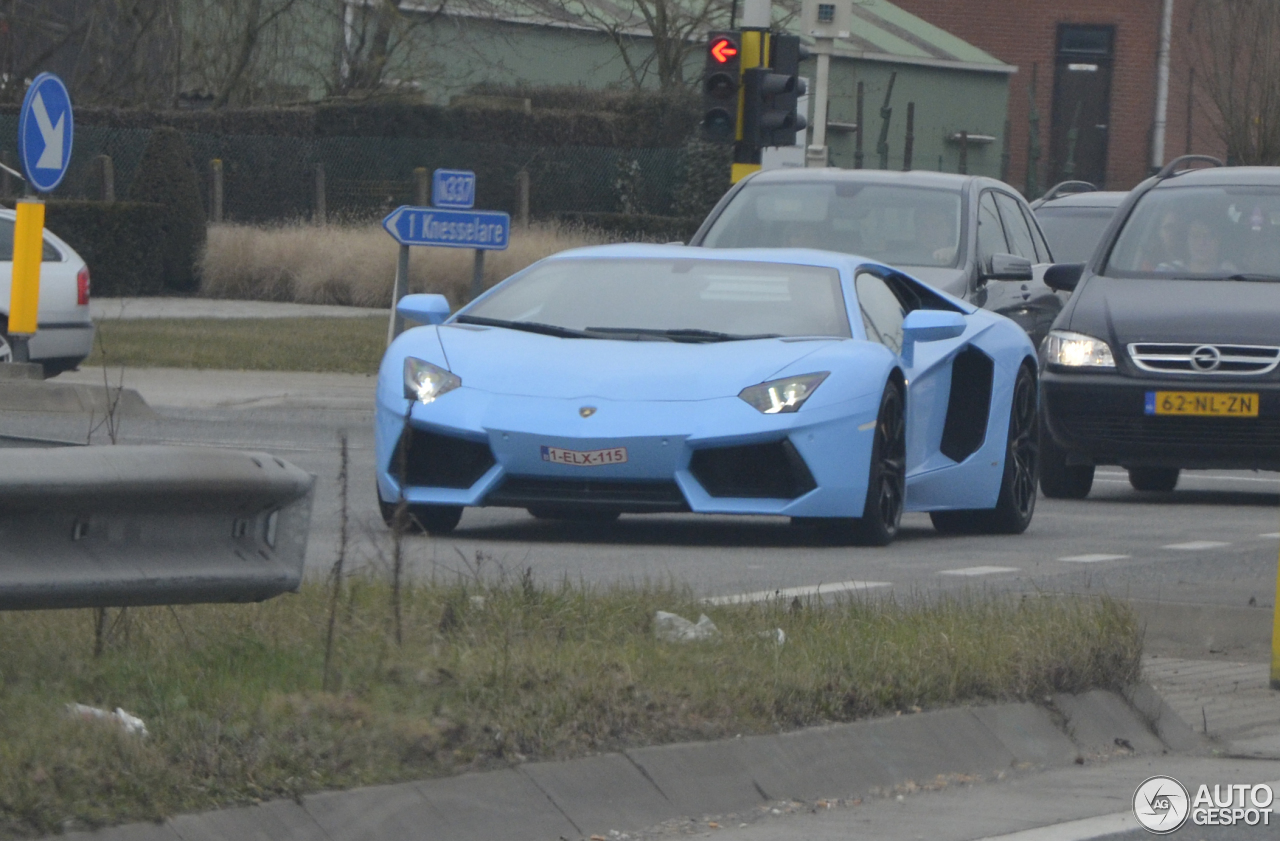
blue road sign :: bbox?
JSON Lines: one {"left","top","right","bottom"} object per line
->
{"left": 432, "top": 169, "right": 476, "bottom": 209}
{"left": 18, "top": 73, "right": 74, "bottom": 193}
{"left": 383, "top": 205, "right": 510, "bottom": 250}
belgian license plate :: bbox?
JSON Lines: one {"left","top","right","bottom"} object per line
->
{"left": 1145, "top": 391, "right": 1260, "bottom": 417}
{"left": 540, "top": 445, "right": 628, "bottom": 466}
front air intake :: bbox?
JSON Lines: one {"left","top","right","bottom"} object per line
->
{"left": 393, "top": 429, "right": 495, "bottom": 489}
{"left": 690, "top": 440, "right": 817, "bottom": 499}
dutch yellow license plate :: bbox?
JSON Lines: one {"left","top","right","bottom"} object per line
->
{"left": 1145, "top": 391, "right": 1260, "bottom": 417}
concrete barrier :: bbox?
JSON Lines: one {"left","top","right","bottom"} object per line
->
{"left": 0, "top": 445, "right": 313, "bottom": 609}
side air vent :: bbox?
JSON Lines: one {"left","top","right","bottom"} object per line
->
{"left": 393, "top": 429, "right": 495, "bottom": 489}
{"left": 940, "top": 346, "right": 994, "bottom": 463}
{"left": 690, "top": 440, "right": 817, "bottom": 499}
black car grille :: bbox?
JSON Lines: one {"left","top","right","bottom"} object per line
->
{"left": 393, "top": 429, "right": 496, "bottom": 489}
{"left": 689, "top": 440, "right": 817, "bottom": 499}
{"left": 1058, "top": 414, "right": 1280, "bottom": 449}
{"left": 484, "top": 476, "right": 689, "bottom": 512}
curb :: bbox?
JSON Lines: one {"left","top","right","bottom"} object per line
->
{"left": 0, "top": 381, "right": 154, "bottom": 418}
{"left": 58, "top": 689, "right": 1197, "bottom": 841}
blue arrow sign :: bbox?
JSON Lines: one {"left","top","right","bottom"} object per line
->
{"left": 18, "top": 73, "right": 74, "bottom": 194}
{"left": 382, "top": 205, "right": 510, "bottom": 250}
{"left": 432, "top": 169, "right": 475, "bottom": 209}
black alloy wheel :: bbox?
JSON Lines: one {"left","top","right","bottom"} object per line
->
{"left": 931, "top": 364, "right": 1039, "bottom": 535}
{"left": 378, "top": 496, "right": 463, "bottom": 534}
{"left": 1128, "top": 466, "right": 1180, "bottom": 493}
{"left": 1039, "top": 422, "right": 1094, "bottom": 499}
{"left": 851, "top": 381, "right": 907, "bottom": 546}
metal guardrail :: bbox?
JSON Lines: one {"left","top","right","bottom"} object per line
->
{"left": 0, "top": 445, "right": 314, "bottom": 610}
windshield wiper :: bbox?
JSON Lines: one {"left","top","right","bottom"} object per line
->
{"left": 585, "top": 326, "right": 782, "bottom": 343}
{"left": 1222, "top": 273, "right": 1280, "bottom": 283}
{"left": 454, "top": 315, "right": 597, "bottom": 338}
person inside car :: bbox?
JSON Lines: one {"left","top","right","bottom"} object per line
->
{"left": 907, "top": 204, "right": 958, "bottom": 266}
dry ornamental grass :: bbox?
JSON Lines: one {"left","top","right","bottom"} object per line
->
{"left": 0, "top": 575, "right": 1142, "bottom": 838}
{"left": 197, "top": 222, "right": 609, "bottom": 307}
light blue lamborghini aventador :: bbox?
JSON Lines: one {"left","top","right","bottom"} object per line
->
{"left": 375, "top": 244, "right": 1039, "bottom": 545}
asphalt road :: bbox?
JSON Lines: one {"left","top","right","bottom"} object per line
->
{"left": 16, "top": 368, "right": 1280, "bottom": 616}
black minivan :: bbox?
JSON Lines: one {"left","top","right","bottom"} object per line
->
{"left": 1039, "top": 157, "right": 1280, "bottom": 498}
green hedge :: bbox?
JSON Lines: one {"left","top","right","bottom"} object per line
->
{"left": 45, "top": 201, "right": 167, "bottom": 297}
{"left": 0, "top": 94, "right": 699, "bottom": 149}
{"left": 557, "top": 212, "right": 703, "bottom": 243}
{"left": 128, "top": 128, "right": 207, "bottom": 293}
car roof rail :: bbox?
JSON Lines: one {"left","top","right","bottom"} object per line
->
{"left": 1039, "top": 180, "right": 1098, "bottom": 202}
{"left": 1155, "top": 154, "right": 1224, "bottom": 180}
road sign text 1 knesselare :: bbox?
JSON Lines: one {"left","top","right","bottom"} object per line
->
{"left": 382, "top": 206, "right": 510, "bottom": 250}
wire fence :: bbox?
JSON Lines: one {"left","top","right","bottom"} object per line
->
{"left": 0, "top": 117, "right": 691, "bottom": 223}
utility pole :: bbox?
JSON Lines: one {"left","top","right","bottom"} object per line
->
{"left": 803, "top": 0, "right": 852, "bottom": 168}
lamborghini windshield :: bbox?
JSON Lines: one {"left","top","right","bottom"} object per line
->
{"left": 459, "top": 258, "right": 851, "bottom": 340}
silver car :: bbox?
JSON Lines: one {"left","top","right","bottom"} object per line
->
{"left": 0, "top": 209, "right": 95, "bottom": 375}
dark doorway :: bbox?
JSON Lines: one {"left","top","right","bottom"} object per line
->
{"left": 1049, "top": 25, "right": 1114, "bottom": 187}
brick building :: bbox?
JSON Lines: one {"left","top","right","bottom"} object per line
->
{"left": 892, "top": 0, "right": 1224, "bottom": 194}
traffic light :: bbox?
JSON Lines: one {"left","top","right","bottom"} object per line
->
{"left": 702, "top": 32, "right": 741, "bottom": 144}
{"left": 742, "top": 66, "right": 806, "bottom": 148}
{"left": 766, "top": 34, "right": 809, "bottom": 147}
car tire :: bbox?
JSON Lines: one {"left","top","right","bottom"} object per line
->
{"left": 848, "top": 381, "right": 907, "bottom": 546}
{"left": 527, "top": 506, "right": 621, "bottom": 522}
{"left": 378, "top": 496, "right": 463, "bottom": 534}
{"left": 0, "top": 318, "right": 12, "bottom": 364}
{"left": 1128, "top": 467, "right": 1179, "bottom": 492}
{"left": 1039, "top": 423, "right": 1094, "bottom": 499}
{"left": 930, "top": 364, "right": 1039, "bottom": 535}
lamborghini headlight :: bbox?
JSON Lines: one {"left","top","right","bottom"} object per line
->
{"left": 738, "top": 372, "right": 829, "bottom": 414}
{"left": 1043, "top": 330, "right": 1115, "bottom": 368}
{"left": 403, "top": 357, "right": 461, "bottom": 403}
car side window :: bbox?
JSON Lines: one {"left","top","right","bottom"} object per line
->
{"left": 855, "top": 271, "right": 906, "bottom": 355}
{"left": 977, "top": 191, "right": 1009, "bottom": 266}
{"left": 0, "top": 218, "right": 62, "bottom": 262}
{"left": 1019, "top": 201, "right": 1054, "bottom": 262}
{"left": 994, "top": 192, "right": 1039, "bottom": 261}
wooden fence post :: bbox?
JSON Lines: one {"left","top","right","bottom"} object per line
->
{"left": 958, "top": 130, "right": 969, "bottom": 175}
{"left": 210, "top": 159, "right": 224, "bottom": 223}
{"left": 903, "top": 103, "right": 914, "bottom": 171}
{"left": 517, "top": 169, "right": 530, "bottom": 228}
{"left": 854, "top": 82, "right": 865, "bottom": 169}
{"left": 96, "top": 155, "right": 115, "bottom": 202}
{"left": 414, "top": 167, "right": 429, "bottom": 206}
{"left": 314, "top": 162, "right": 326, "bottom": 225}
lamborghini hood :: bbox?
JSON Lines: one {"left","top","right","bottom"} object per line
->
{"left": 435, "top": 324, "right": 842, "bottom": 401}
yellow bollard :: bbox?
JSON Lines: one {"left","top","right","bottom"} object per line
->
{"left": 10, "top": 198, "right": 45, "bottom": 337}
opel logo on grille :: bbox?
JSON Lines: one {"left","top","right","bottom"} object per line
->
{"left": 579, "top": 406, "right": 597, "bottom": 418}
{"left": 1190, "top": 345, "right": 1222, "bottom": 372}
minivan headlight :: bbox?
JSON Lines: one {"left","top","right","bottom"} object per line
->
{"left": 1044, "top": 330, "right": 1115, "bottom": 368}
{"left": 404, "top": 357, "right": 461, "bottom": 403}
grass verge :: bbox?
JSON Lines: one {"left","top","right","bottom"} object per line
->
{"left": 0, "top": 578, "right": 1141, "bottom": 837}
{"left": 87, "top": 316, "right": 387, "bottom": 374}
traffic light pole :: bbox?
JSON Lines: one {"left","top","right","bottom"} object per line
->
{"left": 805, "top": 38, "right": 833, "bottom": 168}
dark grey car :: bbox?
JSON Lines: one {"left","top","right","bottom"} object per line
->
{"left": 1031, "top": 184, "right": 1128, "bottom": 264}
{"left": 688, "top": 169, "right": 1066, "bottom": 345}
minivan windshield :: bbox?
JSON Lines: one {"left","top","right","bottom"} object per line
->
{"left": 1035, "top": 206, "right": 1115, "bottom": 264}
{"left": 701, "top": 182, "right": 964, "bottom": 268}
{"left": 461, "top": 258, "right": 852, "bottom": 340}
{"left": 1105, "top": 184, "right": 1280, "bottom": 280}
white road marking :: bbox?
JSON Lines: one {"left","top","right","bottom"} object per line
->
{"left": 1057, "top": 553, "right": 1131, "bottom": 563}
{"left": 1163, "top": 540, "right": 1232, "bottom": 551}
{"left": 938, "top": 566, "right": 1021, "bottom": 577}
{"left": 1261, "top": 532, "right": 1280, "bottom": 539}
{"left": 1096, "top": 470, "right": 1280, "bottom": 484}
{"left": 704, "top": 580, "right": 891, "bottom": 606}
{"left": 972, "top": 810, "right": 1137, "bottom": 841}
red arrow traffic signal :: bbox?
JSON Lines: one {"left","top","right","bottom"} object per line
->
{"left": 710, "top": 38, "right": 739, "bottom": 63}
